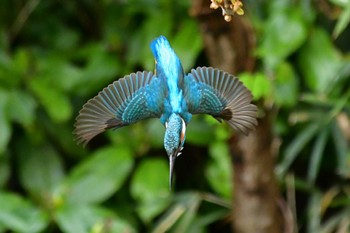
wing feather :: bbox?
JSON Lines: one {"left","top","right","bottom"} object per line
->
{"left": 74, "top": 71, "right": 164, "bottom": 146}
{"left": 184, "top": 67, "right": 257, "bottom": 135}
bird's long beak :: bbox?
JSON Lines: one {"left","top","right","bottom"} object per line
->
{"left": 169, "top": 153, "right": 176, "bottom": 190}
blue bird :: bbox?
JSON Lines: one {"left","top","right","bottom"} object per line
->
{"left": 74, "top": 36, "right": 257, "bottom": 188}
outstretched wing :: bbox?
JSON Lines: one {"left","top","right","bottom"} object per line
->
{"left": 74, "top": 71, "right": 165, "bottom": 146}
{"left": 183, "top": 67, "right": 257, "bottom": 135}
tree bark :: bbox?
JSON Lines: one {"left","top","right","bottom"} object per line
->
{"left": 191, "top": 1, "right": 285, "bottom": 232}
{"left": 230, "top": 113, "right": 283, "bottom": 233}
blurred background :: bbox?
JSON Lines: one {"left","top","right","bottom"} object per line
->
{"left": 0, "top": 0, "right": 349, "bottom": 232}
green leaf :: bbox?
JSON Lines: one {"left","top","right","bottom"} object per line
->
{"left": 186, "top": 117, "right": 216, "bottom": 146}
{"left": 152, "top": 192, "right": 201, "bottom": 233}
{"left": 307, "top": 192, "right": 322, "bottom": 233}
{"left": 126, "top": 13, "right": 173, "bottom": 71}
{"left": 56, "top": 204, "right": 136, "bottom": 233}
{"left": 130, "top": 158, "right": 171, "bottom": 223}
{"left": 63, "top": 146, "right": 133, "bottom": 204}
{"left": 171, "top": 20, "right": 202, "bottom": 72}
{"left": 257, "top": 6, "right": 307, "bottom": 68}
{"left": 75, "top": 43, "right": 120, "bottom": 96}
{"left": 205, "top": 142, "right": 232, "bottom": 198}
{"left": 0, "top": 192, "right": 48, "bottom": 233}
{"left": 7, "top": 89, "right": 37, "bottom": 127}
{"left": 13, "top": 49, "right": 30, "bottom": 77}
{"left": 17, "top": 142, "right": 64, "bottom": 197}
{"left": 333, "top": 1, "right": 350, "bottom": 38}
{"left": 36, "top": 56, "right": 84, "bottom": 93}
{"left": 332, "top": 119, "right": 350, "bottom": 177}
{"left": 307, "top": 127, "right": 329, "bottom": 184}
{"left": 136, "top": 198, "right": 171, "bottom": 225}
{"left": 146, "top": 120, "right": 165, "bottom": 149}
{"left": 298, "top": 28, "right": 343, "bottom": 94}
{"left": 319, "top": 208, "right": 350, "bottom": 233}
{"left": 172, "top": 192, "right": 202, "bottom": 233}
{"left": 187, "top": 210, "right": 229, "bottom": 233}
{"left": 0, "top": 89, "right": 11, "bottom": 154}
{"left": 274, "top": 62, "right": 298, "bottom": 107}
{"left": 276, "top": 122, "right": 320, "bottom": 177}
{"left": 0, "top": 51, "right": 22, "bottom": 87}
{"left": 239, "top": 72, "right": 271, "bottom": 100}
{"left": 29, "top": 77, "right": 72, "bottom": 123}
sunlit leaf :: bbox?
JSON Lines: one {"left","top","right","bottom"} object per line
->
{"left": 214, "top": 123, "right": 231, "bottom": 141}
{"left": 7, "top": 89, "right": 37, "bottom": 127}
{"left": 136, "top": 198, "right": 171, "bottom": 225}
{"left": 130, "top": 158, "right": 171, "bottom": 223}
{"left": 172, "top": 192, "right": 202, "bottom": 232}
{"left": 205, "top": 142, "right": 232, "bottom": 198}
{"left": 63, "top": 146, "right": 133, "bottom": 204}
{"left": 332, "top": 1, "right": 350, "bottom": 38}
{"left": 308, "top": 192, "right": 322, "bottom": 233}
{"left": 239, "top": 72, "right": 271, "bottom": 100}
{"left": 152, "top": 203, "right": 186, "bottom": 233}
{"left": 319, "top": 207, "right": 350, "bottom": 233}
{"left": 257, "top": 6, "right": 307, "bottom": 68}
{"left": 56, "top": 204, "right": 136, "bottom": 233}
{"left": 274, "top": 62, "right": 298, "bottom": 107}
{"left": 152, "top": 192, "right": 201, "bottom": 233}
{"left": 17, "top": 142, "right": 65, "bottom": 197}
{"left": 0, "top": 192, "right": 48, "bottom": 233}
{"left": 29, "top": 78, "right": 72, "bottom": 123}
{"left": 298, "top": 28, "right": 342, "bottom": 94}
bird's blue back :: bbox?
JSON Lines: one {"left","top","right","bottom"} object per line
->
{"left": 150, "top": 36, "right": 190, "bottom": 124}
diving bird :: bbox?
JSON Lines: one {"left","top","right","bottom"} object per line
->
{"left": 74, "top": 36, "right": 257, "bottom": 189}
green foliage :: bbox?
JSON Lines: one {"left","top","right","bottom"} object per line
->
{"left": 131, "top": 158, "right": 171, "bottom": 223}
{"left": 0, "top": 192, "right": 48, "bottom": 232}
{"left": 298, "top": 28, "right": 343, "bottom": 94}
{"left": 0, "top": 0, "right": 349, "bottom": 232}
{"left": 206, "top": 142, "right": 232, "bottom": 198}
{"left": 62, "top": 146, "right": 133, "bottom": 204}
{"left": 250, "top": 1, "right": 350, "bottom": 232}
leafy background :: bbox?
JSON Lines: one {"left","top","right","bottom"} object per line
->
{"left": 0, "top": 0, "right": 349, "bottom": 232}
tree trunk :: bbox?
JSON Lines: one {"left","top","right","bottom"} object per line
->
{"left": 230, "top": 112, "right": 283, "bottom": 233}
{"left": 191, "top": 1, "right": 285, "bottom": 232}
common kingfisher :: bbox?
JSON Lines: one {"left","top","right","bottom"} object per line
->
{"left": 74, "top": 36, "right": 257, "bottom": 189}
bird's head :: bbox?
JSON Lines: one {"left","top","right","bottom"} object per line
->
{"left": 164, "top": 113, "right": 186, "bottom": 189}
